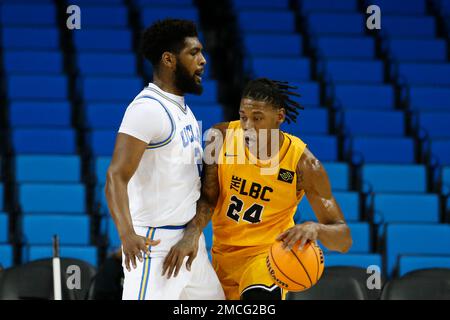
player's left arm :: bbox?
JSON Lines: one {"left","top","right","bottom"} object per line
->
{"left": 277, "top": 148, "right": 353, "bottom": 253}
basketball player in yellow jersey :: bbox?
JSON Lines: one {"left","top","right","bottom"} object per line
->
{"left": 162, "top": 78, "right": 353, "bottom": 300}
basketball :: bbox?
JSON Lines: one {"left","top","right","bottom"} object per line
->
{"left": 266, "top": 240, "right": 325, "bottom": 292}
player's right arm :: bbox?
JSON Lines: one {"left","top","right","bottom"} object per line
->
{"left": 105, "top": 133, "right": 160, "bottom": 272}
{"left": 105, "top": 99, "right": 171, "bottom": 272}
{"left": 162, "top": 122, "right": 229, "bottom": 278}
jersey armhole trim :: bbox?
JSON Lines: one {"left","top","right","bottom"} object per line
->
{"left": 136, "top": 95, "right": 176, "bottom": 149}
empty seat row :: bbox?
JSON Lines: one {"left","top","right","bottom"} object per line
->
{"left": 308, "top": 14, "right": 435, "bottom": 37}
{"left": 392, "top": 62, "right": 450, "bottom": 86}
{"left": 19, "top": 184, "right": 85, "bottom": 214}
{"left": 0, "top": 213, "right": 8, "bottom": 243}
{"left": 383, "top": 39, "right": 448, "bottom": 62}
{"left": 347, "top": 136, "right": 415, "bottom": 164}
{"left": 386, "top": 223, "right": 450, "bottom": 276}
{"left": 22, "top": 245, "right": 97, "bottom": 266}
{"left": 319, "top": 60, "right": 384, "bottom": 84}
{"left": 15, "top": 155, "right": 81, "bottom": 182}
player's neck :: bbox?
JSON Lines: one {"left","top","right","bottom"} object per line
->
{"left": 251, "top": 131, "right": 285, "bottom": 161}
{"left": 153, "top": 74, "right": 184, "bottom": 97}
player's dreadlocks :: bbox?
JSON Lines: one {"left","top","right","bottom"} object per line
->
{"left": 242, "top": 78, "right": 304, "bottom": 124}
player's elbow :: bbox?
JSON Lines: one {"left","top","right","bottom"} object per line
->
{"left": 338, "top": 224, "right": 353, "bottom": 253}
{"left": 105, "top": 166, "right": 126, "bottom": 197}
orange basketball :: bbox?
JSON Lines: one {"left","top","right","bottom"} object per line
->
{"left": 266, "top": 240, "right": 325, "bottom": 292}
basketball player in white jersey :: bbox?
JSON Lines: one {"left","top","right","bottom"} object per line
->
{"left": 105, "top": 19, "right": 224, "bottom": 300}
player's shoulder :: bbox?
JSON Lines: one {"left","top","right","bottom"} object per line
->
{"left": 283, "top": 131, "right": 307, "bottom": 151}
{"left": 211, "top": 121, "right": 231, "bottom": 136}
{"left": 131, "top": 89, "right": 167, "bottom": 108}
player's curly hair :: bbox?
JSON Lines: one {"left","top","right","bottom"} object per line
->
{"left": 140, "top": 19, "right": 198, "bottom": 68}
{"left": 242, "top": 78, "right": 304, "bottom": 124}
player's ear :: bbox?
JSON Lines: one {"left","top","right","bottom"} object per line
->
{"left": 278, "top": 108, "right": 286, "bottom": 125}
{"left": 161, "top": 52, "right": 176, "bottom": 69}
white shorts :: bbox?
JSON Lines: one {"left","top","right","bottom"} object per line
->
{"left": 122, "top": 225, "right": 225, "bottom": 300}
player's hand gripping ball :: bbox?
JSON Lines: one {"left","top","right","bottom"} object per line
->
{"left": 266, "top": 240, "right": 325, "bottom": 292}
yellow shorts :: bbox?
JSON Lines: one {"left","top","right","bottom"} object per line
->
{"left": 212, "top": 248, "right": 286, "bottom": 300}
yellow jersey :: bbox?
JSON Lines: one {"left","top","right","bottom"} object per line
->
{"left": 212, "top": 121, "right": 307, "bottom": 257}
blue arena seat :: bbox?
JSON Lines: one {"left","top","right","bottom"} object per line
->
{"left": 346, "top": 222, "right": 370, "bottom": 253}
{"left": 364, "top": 0, "right": 426, "bottom": 15}
{"left": 232, "top": 0, "right": 289, "bottom": 9}
{"left": 7, "top": 75, "right": 68, "bottom": 100}
{"left": 396, "top": 63, "right": 450, "bottom": 86}
{"left": 409, "top": 87, "right": 450, "bottom": 111}
{"left": 416, "top": 112, "right": 450, "bottom": 138}
{"left": 203, "top": 221, "right": 213, "bottom": 250}
{"left": 243, "top": 34, "right": 302, "bottom": 57}
{"left": 295, "top": 191, "right": 360, "bottom": 223}
{"left": 189, "top": 105, "right": 224, "bottom": 134}
{"left": 88, "top": 130, "right": 116, "bottom": 157}
{"left": 73, "top": 29, "right": 132, "bottom": 51}
{"left": 351, "top": 137, "right": 415, "bottom": 164}
{"left": 321, "top": 60, "right": 384, "bottom": 83}
{"left": 0, "top": 3, "right": 56, "bottom": 26}
{"left": 289, "top": 81, "right": 320, "bottom": 107}
{"left": 106, "top": 218, "right": 120, "bottom": 248}
{"left": 25, "top": 246, "right": 98, "bottom": 266}
{"left": 4, "top": 50, "right": 63, "bottom": 74}
{"left": 334, "top": 84, "right": 394, "bottom": 109}
{"left": 80, "top": 76, "right": 142, "bottom": 102}
{"left": 22, "top": 214, "right": 90, "bottom": 245}
{"left": 72, "top": 0, "right": 124, "bottom": 4}
{"left": 362, "top": 164, "right": 426, "bottom": 193}
{"left": 386, "top": 39, "right": 447, "bottom": 62}
{"left": 0, "top": 213, "right": 8, "bottom": 243}
{"left": 9, "top": 101, "right": 71, "bottom": 128}
{"left": 381, "top": 16, "right": 436, "bottom": 38}
{"left": 374, "top": 193, "right": 439, "bottom": 224}
{"left": 75, "top": 6, "right": 128, "bottom": 27}
{"left": 141, "top": 8, "right": 199, "bottom": 27}
{"left": 386, "top": 224, "right": 450, "bottom": 276}
{"left": 300, "top": 0, "right": 358, "bottom": 13}
{"left": 315, "top": 36, "right": 375, "bottom": 59}
{"left": 12, "top": 129, "right": 76, "bottom": 154}
{"left": 1, "top": 27, "right": 59, "bottom": 49}
{"left": 238, "top": 11, "right": 296, "bottom": 33}
{"left": 299, "top": 135, "right": 338, "bottom": 161}
{"left": 16, "top": 156, "right": 81, "bottom": 183}
{"left": 443, "top": 167, "right": 450, "bottom": 193}
{"left": 95, "top": 157, "right": 111, "bottom": 185}
{"left": 341, "top": 110, "right": 404, "bottom": 136}
{"left": 186, "top": 81, "right": 219, "bottom": 105}
{"left": 85, "top": 103, "right": 127, "bottom": 129}
{"left": 19, "top": 184, "right": 86, "bottom": 214}
{"left": 307, "top": 13, "right": 365, "bottom": 35}
{"left": 0, "top": 184, "right": 3, "bottom": 211}
{"left": 399, "top": 255, "right": 450, "bottom": 277}
{"left": 323, "top": 162, "right": 350, "bottom": 191}
{"left": 251, "top": 58, "right": 311, "bottom": 82}
{"left": 436, "top": 0, "right": 450, "bottom": 15}
{"left": 77, "top": 52, "right": 137, "bottom": 76}
{"left": 325, "top": 253, "right": 382, "bottom": 269}
{"left": 281, "top": 108, "right": 328, "bottom": 135}
{"left": 0, "top": 245, "right": 13, "bottom": 269}
{"left": 431, "top": 140, "right": 450, "bottom": 165}
{"left": 134, "top": 0, "right": 193, "bottom": 5}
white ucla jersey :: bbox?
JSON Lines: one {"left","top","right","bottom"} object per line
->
{"left": 118, "top": 83, "right": 203, "bottom": 227}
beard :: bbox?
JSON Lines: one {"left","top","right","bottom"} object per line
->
{"left": 174, "top": 62, "right": 203, "bottom": 95}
